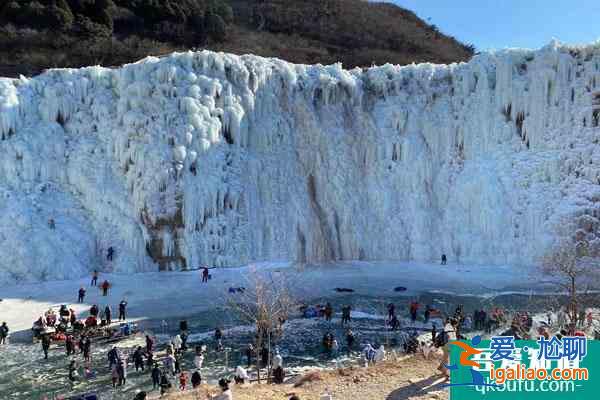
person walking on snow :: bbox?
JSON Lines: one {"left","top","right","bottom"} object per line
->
{"left": 91, "top": 270, "right": 98, "bottom": 286}
{"left": 107, "top": 246, "right": 114, "bottom": 261}
{"left": 118, "top": 299, "right": 127, "bottom": 321}
{"left": 202, "top": 267, "right": 209, "bottom": 283}
{"left": 441, "top": 254, "right": 447, "bottom": 265}
{"left": 78, "top": 287, "right": 86, "bottom": 303}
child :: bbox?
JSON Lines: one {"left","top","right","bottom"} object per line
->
{"left": 179, "top": 372, "right": 187, "bottom": 391}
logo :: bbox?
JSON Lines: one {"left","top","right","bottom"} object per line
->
{"left": 444, "top": 335, "right": 501, "bottom": 388}
{"left": 448, "top": 336, "right": 598, "bottom": 399}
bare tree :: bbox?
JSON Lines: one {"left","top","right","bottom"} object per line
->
{"left": 226, "top": 267, "right": 297, "bottom": 383}
{"left": 541, "top": 237, "right": 600, "bottom": 326}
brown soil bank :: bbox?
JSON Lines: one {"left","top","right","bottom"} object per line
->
{"left": 156, "top": 355, "right": 448, "bottom": 400}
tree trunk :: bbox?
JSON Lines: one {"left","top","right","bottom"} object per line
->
{"left": 570, "top": 275, "right": 578, "bottom": 325}
{"left": 256, "top": 336, "right": 262, "bottom": 384}
{"left": 267, "top": 330, "right": 272, "bottom": 383}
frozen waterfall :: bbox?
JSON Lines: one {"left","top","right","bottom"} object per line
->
{"left": 2, "top": 41, "right": 600, "bottom": 285}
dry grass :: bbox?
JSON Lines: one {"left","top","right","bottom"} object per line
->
{"left": 153, "top": 354, "right": 449, "bottom": 400}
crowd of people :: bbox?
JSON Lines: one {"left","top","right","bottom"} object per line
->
{"left": 2, "top": 260, "right": 599, "bottom": 400}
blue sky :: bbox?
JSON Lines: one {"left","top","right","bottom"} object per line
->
{"left": 384, "top": 0, "right": 600, "bottom": 51}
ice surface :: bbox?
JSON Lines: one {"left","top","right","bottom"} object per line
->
{"left": 2, "top": 42, "right": 600, "bottom": 285}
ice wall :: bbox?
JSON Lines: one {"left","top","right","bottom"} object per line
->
{"left": 2, "top": 41, "right": 600, "bottom": 284}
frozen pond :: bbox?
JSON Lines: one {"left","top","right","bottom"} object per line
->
{"left": 0, "top": 290, "right": 584, "bottom": 400}
{"left": 0, "top": 261, "right": 578, "bottom": 399}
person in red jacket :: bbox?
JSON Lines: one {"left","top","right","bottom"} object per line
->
{"left": 179, "top": 371, "right": 188, "bottom": 391}
{"left": 101, "top": 280, "right": 110, "bottom": 296}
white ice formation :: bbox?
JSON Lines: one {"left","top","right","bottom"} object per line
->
{"left": 2, "top": 40, "right": 600, "bottom": 285}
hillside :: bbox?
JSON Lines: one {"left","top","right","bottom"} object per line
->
{"left": 0, "top": 0, "right": 474, "bottom": 78}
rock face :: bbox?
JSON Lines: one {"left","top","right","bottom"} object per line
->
{"left": 2, "top": 42, "right": 600, "bottom": 284}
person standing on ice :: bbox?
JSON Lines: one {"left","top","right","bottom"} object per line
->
{"left": 108, "top": 346, "right": 121, "bottom": 369}
{"left": 164, "top": 353, "right": 176, "bottom": 376}
{"left": 202, "top": 266, "right": 209, "bottom": 283}
{"left": 409, "top": 301, "right": 419, "bottom": 322}
{"left": 91, "top": 270, "right": 98, "bottom": 286}
{"left": 441, "top": 254, "right": 447, "bottom": 265}
{"left": 390, "top": 314, "right": 400, "bottom": 331}
{"left": 65, "top": 335, "right": 74, "bottom": 356}
{"left": 179, "top": 371, "right": 188, "bottom": 391}
{"left": 346, "top": 329, "right": 355, "bottom": 354}
{"left": 0, "top": 322, "right": 8, "bottom": 344}
{"left": 331, "top": 339, "right": 339, "bottom": 358}
{"left": 191, "top": 370, "right": 202, "bottom": 388}
{"left": 78, "top": 287, "right": 86, "bottom": 303}
{"left": 172, "top": 334, "right": 183, "bottom": 355}
{"left": 101, "top": 280, "right": 110, "bottom": 296}
{"left": 104, "top": 305, "right": 112, "bottom": 325}
{"left": 373, "top": 345, "right": 386, "bottom": 363}
{"left": 41, "top": 334, "right": 51, "bottom": 360}
{"left": 388, "top": 303, "right": 396, "bottom": 320}
{"left": 341, "top": 305, "right": 352, "bottom": 325}
{"left": 118, "top": 299, "right": 127, "bottom": 321}
{"left": 146, "top": 334, "right": 154, "bottom": 354}
{"left": 324, "top": 303, "right": 333, "bottom": 322}
{"left": 194, "top": 350, "right": 205, "bottom": 370}
{"left": 133, "top": 346, "right": 145, "bottom": 372}
{"left": 244, "top": 344, "right": 254, "bottom": 367}
{"left": 107, "top": 246, "right": 114, "bottom": 261}
{"left": 362, "top": 343, "right": 375, "bottom": 365}
{"left": 68, "top": 360, "right": 79, "bottom": 385}
{"left": 117, "top": 358, "right": 127, "bottom": 386}
{"left": 83, "top": 337, "right": 91, "bottom": 362}
{"left": 151, "top": 364, "right": 161, "bottom": 389}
